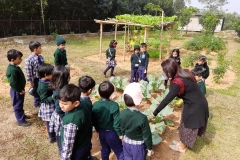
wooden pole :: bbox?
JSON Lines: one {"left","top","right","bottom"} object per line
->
{"left": 159, "top": 10, "right": 164, "bottom": 61}
{"left": 114, "top": 23, "right": 117, "bottom": 40}
{"left": 99, "top": 23, "right": 103, "bottom": 58}
{"left": 144, "top": 27, "right": 147, "bottom": 43}
{"left": 123, "top": 23, "right": 127, "bottom": 61}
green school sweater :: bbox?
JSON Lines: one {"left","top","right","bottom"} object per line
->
{"left": 198, "top": 81, "right": 206, "bottom": 95}
{"left": 130, "top": 53, "right": 140, "bottom": 70}
{"left": 61, "top": 101, "right": 91, "bottom": 150}
{"left": 120, "top": 108, "right": 152, "bottom": 150}
{"left": 6, "top": 64, "right": 26, "bottom": 92}
{"left": 36, "top": 80, "right": 54, "bottom": 104}
{"left": 92, "top": 99, "right": 121, "bottom": 136}
{"left": 54, "top": 48, "right": 68, "bottom": 66}
{"left": 139, "top": 52, "right": 149, "bottom": 69}
{"left": 106, "top": 47, "right": 116, "bottom": 60}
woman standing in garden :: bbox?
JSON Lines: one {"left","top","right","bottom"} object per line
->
{"left": 152, "top": 59, "right": 209, "bottom": 153}
{"left": 103, "top": 40, "right": 117, "bottom": 77}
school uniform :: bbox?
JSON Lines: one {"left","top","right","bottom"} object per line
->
{"left": 169, "top": 56, "right": 181, "bottom": 65}
{"left": 37, "top": 79, "right": 56, "bottom": 140}
{"left": 80, "top": 96, "right": 93, "bottom": 150}
{"left": 130, "top": 53, "right": 140, "bottom": 83}
{"left": 120, "top": 108, "right": 152, "bottom": 160}
{"left": 6, "top": 64, "right": 26, "bottom": 123}
{"left": 138, "top": 51, "right": 149, "bottom": 81}
{"left": 54, "top": 48, "right": 68, "bottom": 67}
{"left": 49, "top": 89, "right": 64, "bottom": 154}
{"left": 25, "top": 53, "right": 44, "bottom": 107}
{"left": 198, "top": 80, "right": 206, "bottom": 95}
{"left": 92, "top": 99, "right": 123, "bottom": 160}
{"left": 104, "top": 47, "right": 116, "bottom": 76}
{"left": 194, "top": 63, "right": 210, "bottom": 80}
{"left": 61, "top": 101, "right": 92, "bottom": 160}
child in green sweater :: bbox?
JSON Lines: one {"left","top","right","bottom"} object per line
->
{"left": 54, "top": 36, "right": 68, "bottom": 68}
{"left": 6, "top": 49, "right": 31, "bottom": 127}
{"left": 191, "top": 67, "right": 206, "bottom": 95}
{"left": 92, "top": 81, "right": 123, "bottom": 160}
{"left": 59, "top": 84, "right": 92, "bottom": 160}
{"left": 36, "top": 63, "right": 56, "bottom": 143}
{"left": 120, "top": 83, "right": 153, "bottom": 160}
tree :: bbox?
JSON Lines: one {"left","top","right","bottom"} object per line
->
{"left": 144, "top": 2, "right": 162, "bottom": 15}
{"left": 198, "top": 0, "right": 228, "bottom": 11}
{"left": 223, "top": 12, "right": 238, "bottom": 30}
{"left": 178, "top": 6, "right": 198, "bottom": 36}
{"left": 173, "top": 0, "right": 185, "bottom": 14}
{"left": 199, "top": 11, "right": 221, "bottom": 35}
{"left": 233, "top": 17, "right": 240, "bottom": 37}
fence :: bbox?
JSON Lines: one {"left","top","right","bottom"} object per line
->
{"left": 0, "top": 19, "right": 102, "bottom": 38}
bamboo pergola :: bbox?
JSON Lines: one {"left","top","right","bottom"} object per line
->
{"left": 94, "top": 19, "right": 175, "bottom": 61}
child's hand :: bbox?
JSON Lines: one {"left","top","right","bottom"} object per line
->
{"left": 119, "top": 136, "right": 123, "bottom": 140}
{"left": 30, "top": 82, "right": 34, "bottom": 87}
{"left": 144, "top": 69, "right": 147, "bottom": 73}
{"left": 147, "top": 150, "right": 154, "bottom": 156}
{"left": 20, "top": 90, "right": 25, "bottom": 95}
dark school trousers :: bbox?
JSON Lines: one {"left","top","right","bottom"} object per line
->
{"left": 99, "top": 129, "right": 124, "bottom": 160}
{"left": 33, "top": 78, "right": 41, "bottom": 107}
{"left": 130, "top": 68, "right": 139, "bottom": 83}
{"left": 46, "top": 121, "right": 56, "bottom": 140}
{"left": 123, "top": 142, "right": 147, "bottom": 160}
{"left": 10, "top": 89, "right": 26, "bottom": 123}
{"left": 71, "top": 141, "right": 92, "bottom": 160}
{"left": 138, "top": 66, "right": 147, "bottom": 81}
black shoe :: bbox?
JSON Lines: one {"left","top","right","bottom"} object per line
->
{"left": 25, "top": 115, "right": 32, "bottom": 119}
{"left": 18, "top": 121, "right": 31, "bottom": 127}
{"left": 90, "top": 156, "right": 98, "bottom": 160}
{"left": 49, "top": 138, "right": 56, "bottom": 143}
{"left": 110, "top": 74, "right": 115, "bottom": 77}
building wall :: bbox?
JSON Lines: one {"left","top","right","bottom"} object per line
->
{"left": 181, "top": 16, "right": 223, "bottom": 32}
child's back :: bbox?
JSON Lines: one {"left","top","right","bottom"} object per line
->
{"left": 92, "top": 81, "right": 123, "bottom": 160}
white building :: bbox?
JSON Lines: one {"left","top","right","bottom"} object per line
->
{"left": 182, "top": 14, "right": 224, "bottom": 32}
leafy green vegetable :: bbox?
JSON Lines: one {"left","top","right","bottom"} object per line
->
{"left": 155, "top": 122, "right": 166, "bottom": 134}
{"left": 116, "top": 95, "right": 128, "bottom": 111}
{"left": 3, "top": 76, "right": 9, "bottom": 83}
{"left": 164, "top": 119, "right": 175, "bottom": 127}
{"left": 139, "top": 80, "right": 152, "bottom": 99}
{"left": 159, "top": 105, "right": 174, "bottom": 117}
{"left": 109, "top": 76, "right": 128, "bottom": 91}
{"left": 152, "top": 131, "right": 162, "bottom": 145}
{"left": 91, "top": 84, "right": 100, "bottom": 100}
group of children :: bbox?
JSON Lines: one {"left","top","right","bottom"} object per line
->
{"left": 130, "top": 43, "right": 149, "bottom": 83}
{"left": 163, "top": 48, "right": 209, "bottom": 95}
{"left": 6, "top": 36, "right": 209, "bottom": 159}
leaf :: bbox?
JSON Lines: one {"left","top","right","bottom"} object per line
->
{"left": 151, "top": 115, "right": 162, "bottom": 123}
{"left": 150, "top": 103, "right": 158, "bottom": 112}
{"left": 3, "top": 76, "right": 9, "bottom": 83}
{"left": 152, "top": 131, "right": 162, "bottom": 145}
{"left": 159, "top": 84, "right": 166, "bottom": 90}
{"left": 142, "top": 109, "right": 151, "bottom": 117}
{"left": 159, "top": 105, "right": 174, "bottom": 117}
{"left": 109, "top": 76, "right": 115, "bottom": 82}
{"left": 150, "top": 124, "right": 156, "bottom": 132}
{"left": 156, "top": 94, "right": 164, "bottom": 102}
{"left": 164, "top": 119, "right": 175, "bottom": 127}
{"left": 155, "top": 121, "right": 166, "bottom": 133}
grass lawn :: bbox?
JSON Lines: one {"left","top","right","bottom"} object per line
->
{"left": 0, "top": 32, "right": 239, "bottom": 160}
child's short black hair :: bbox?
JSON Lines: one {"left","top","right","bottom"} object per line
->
{"left": 140, "top": 43, "right": 147, "bottom": 48}
{"left": 98, "top": 81, "right": 114, "bottom": 99}
{"left": 198, "top": 55, "right": 207, "bottom": 62}
{"left": 123, "top": 94, "right": 135, "bottom": 107}
{"left": 38, "top": 63, "right": 54, "bottom": 78}
{"left": 7, "top": 49, "right": 23, "bottom": 61}
{"left": 191, "top": 67, "right": 205, "bottom": 76}
{"left": 59, "top": 84, "right": 81, "bottom": 103}
{"left": 29, "top": 41, "right": 41, "bottom": 52}
{"left": 78, "top": 76, "right": 96, "bottom": 93}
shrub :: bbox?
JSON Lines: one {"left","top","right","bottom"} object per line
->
{"left": 182, "top": 52, "right": 201, "bottom": 67}
{"left": 184, "top": 35, "right": 226, "bottom": 51}
{"left": 213, "top": 51, "right": 229, "bottom": 83}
